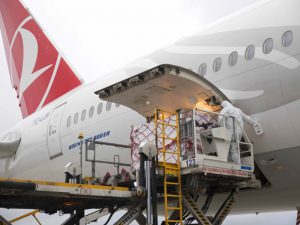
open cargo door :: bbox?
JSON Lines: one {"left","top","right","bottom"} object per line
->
{"left": 95, "top": 65, "right": 228, "bottom": 117}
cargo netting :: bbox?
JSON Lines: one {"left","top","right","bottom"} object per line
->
{"left": 130, "top": 115, "right": 177, "bottom": 171}
{"left": 130, "top": 109, "right": 219, "bottom": 171}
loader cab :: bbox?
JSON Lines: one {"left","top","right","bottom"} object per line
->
{"left": 179, "top": 107, "right": 254, "bottom": 174}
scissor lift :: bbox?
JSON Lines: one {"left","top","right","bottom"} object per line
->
{"left": 177, "top": 108, "right": 259, "bottom": 225}
{"left": 149, "top": 107, "right": 257, "bottom": 225}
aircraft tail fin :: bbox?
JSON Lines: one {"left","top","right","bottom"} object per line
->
{"left": 0, "top": 0, "right": 83, "bottom": 118}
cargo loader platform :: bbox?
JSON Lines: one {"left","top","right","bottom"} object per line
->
{"left": 0, "top": 178, "right": 137, "bottom": 213}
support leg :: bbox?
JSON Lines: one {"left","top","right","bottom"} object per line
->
{"left": 113, "top": 203, "right": 145, "bottom": 225}
{"left": 182, "top": 190, "right": 237, "bottom": 225}
{"left": 135, "top": 213, "right": 147, "bottom": 225}
{"left": 212, "top": 189, "right": 236, "bottom": 225}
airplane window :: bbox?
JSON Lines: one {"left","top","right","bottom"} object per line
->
{"left": 198, "top": 63, "right": 207, "bottom": 76}
{"left": 97, "top": 103, "right": 103, "bottom": 114}
{"left": 115, "top": 103, "right": 120, "bottom": 108}
{"left": 89, "top": 106, "right": 94, "bottom": 118}
{"left": 67, "top": 116, "right": 71, "bottom": 127}
{"left": 263, "top": 38, "right": 273, "bottom": 54}
{"left": 213, "top": 57, "right": 222, "bottom": 72}
{"left": 81, "top": 109, "right": 86, "bottom": 121}
{"left": 106, "top": 102, "right": 112, "bottom": 111}
{"left": 228, "top": 51, "right": 238, "bottom": 66}
{"left": 245, "top": 45, "right": 255, "bottom": 60}
{"left": 74, "top": 113, "right": 78, "bottom": 124}
{"left": 282, "top": 31, "right": 293, "bottom": 47}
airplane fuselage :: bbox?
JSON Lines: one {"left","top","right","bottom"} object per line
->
{"left": 1, "top": 0, "right": 300, "bottom": 213}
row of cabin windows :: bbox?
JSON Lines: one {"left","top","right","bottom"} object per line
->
{"left": 66, "top": 102, "right": 120, "bottom": 127}
{"left": 198, "top": 30, "right": 294, "bottom": 75}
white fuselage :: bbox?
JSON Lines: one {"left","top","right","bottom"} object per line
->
{"left": 1, "top": 84, "right": 145, "bottom": 181}
{"left": 1, "top": 0, "right": 300, "bottom": 213}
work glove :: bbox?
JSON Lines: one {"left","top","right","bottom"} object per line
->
{"left": 253, "top": 122, "right": 263, "bottom": 135}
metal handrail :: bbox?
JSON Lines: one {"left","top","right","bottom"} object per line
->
{"left": 195, "top": 108, "right": 252, "bottom": 145}
{"left": 85, "top": 140, "right": 131, "bottom": 149}
{"left": 84, "top": 140, "right": 131, "bottom": 166}
{"left": 193, "top": 108, "right": 254, "bottom": 166}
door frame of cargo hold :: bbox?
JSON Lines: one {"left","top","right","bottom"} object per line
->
{"left": 95, "top": 64, "right": 228, "bottom": 118}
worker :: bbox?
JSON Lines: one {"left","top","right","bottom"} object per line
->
{"left": 218, "top": 100, "right": 263, "bottom": 163}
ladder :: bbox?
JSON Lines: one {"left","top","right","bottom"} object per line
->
{"left": 155, "top": 109, "right": 183, "bottom": 225}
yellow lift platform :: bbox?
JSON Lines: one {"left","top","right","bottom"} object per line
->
{"left": 0, "top": 178, "right": 134, "bottom": 210}
{"left": 0, "top": 177, "right": 140, "bottom": 225}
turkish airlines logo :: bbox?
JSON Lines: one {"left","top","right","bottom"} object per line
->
{"left": 10, "top": 16, "right": 60, "bottom": 111}
{"left": 17, "top": 28, "right": 52, "bottom": 100}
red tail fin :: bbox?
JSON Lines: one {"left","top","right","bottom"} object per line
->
{"left": 0, "top": 0, "right": 83, "bottom": 118}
